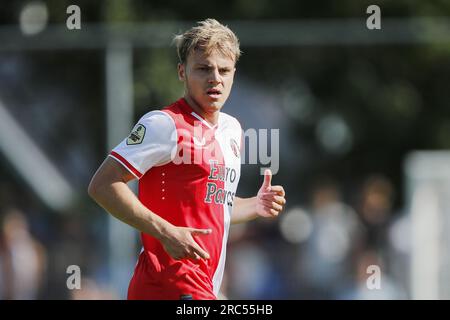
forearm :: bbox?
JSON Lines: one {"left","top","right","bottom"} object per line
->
{"left": 89, "top": 181, "right": 171, "bottom": 241}
{"left": 231, "top": 196, "right": 258, "bottom": 224}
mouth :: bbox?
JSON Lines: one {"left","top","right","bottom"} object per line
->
{"left": 206, "top": 88, "right": 222, "bottom": 99}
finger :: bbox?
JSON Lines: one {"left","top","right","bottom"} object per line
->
{"left": 261, "top": 199, "right": 283, "bottom": 211}
{"left": 262, "top": 169, "right": 272, "bottom": 191}
{"left": 274, "top": 195, "right": 286, "bottom": 205}
{"left": 187, "top": 250, "right": 201, "bottom": 261}
{"left": 269, "top": 208, "right": 279, "bottom": 216}
{"left": 190, "top": 228, "right": 212, "bottom": 236}
{"left": 261, "top": 194, "right": 286, "bottom": 205}
{"left": 260, "top": 208, "right": 279, "bottom": 217}
{"left": 259, "top": 190, "right": 285, "bottom": 199}
{"left": 192, "top": 243, "right": 210, "bottom": 259}
{"left": 260, "top": 195, "right": 286, "bottom": 206}
{"left": 269, "top": 185, "right": 285, "bottom": 197}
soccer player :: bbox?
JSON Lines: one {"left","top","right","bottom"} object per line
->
{"left": 88, "top": 19, "right": 286, "bottom": 300}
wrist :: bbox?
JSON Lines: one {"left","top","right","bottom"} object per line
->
{"left": 148, "top": 215, "right": 174, "bottom": 242}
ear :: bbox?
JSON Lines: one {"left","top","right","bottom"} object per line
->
{"left": 177, "top": 63, "right": 186, "bottom": 81}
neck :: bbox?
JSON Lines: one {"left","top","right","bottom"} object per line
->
{"left": 184, "top": 95, "right": 219, "bottom": 126}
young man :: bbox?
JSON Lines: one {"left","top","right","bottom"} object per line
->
{"left": 88, "top": 19, "right": 286, "bottom": 300}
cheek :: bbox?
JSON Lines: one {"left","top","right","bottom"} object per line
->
{"left": 188, "top": 73, "right": 205, "bottom": 86}
{"left": 224, "top": 77, "right": 234, "bottom": 90}
{"left": 185, "top": 75, "right": 199, "bottom": 89}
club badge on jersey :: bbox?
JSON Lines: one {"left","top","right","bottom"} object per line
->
{"left": 127, "top": 124, "right": 146, "bottom": 145}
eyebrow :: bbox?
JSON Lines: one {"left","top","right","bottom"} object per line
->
{"left": 195, "top": 63, "right": 232, "bottom": 70}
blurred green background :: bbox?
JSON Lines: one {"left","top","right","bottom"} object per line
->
{"left": 1, "top": 0, "right": 450, "bottom": 299}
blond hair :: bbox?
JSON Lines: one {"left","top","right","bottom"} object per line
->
{"left": 173, "top": 18, "right": 241, "bottom": 64}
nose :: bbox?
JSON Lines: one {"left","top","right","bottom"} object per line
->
{"left": 208, "top": 68, "right": 221, "bottom": 84}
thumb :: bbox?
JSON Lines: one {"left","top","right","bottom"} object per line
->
{"left": 262, "top": 169, "right": 272, "bottom": 190}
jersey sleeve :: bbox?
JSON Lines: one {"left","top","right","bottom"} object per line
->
{"left": 109, "top": 110, "right": 177, "bottom": 179}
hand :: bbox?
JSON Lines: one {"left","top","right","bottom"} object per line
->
{"left": 256, "top": 169, "right": 286, "bottom": 218}
{"left": 159, "top": 225, "right": 212, "bottom": 261}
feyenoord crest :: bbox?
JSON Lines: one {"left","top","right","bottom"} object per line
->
{"left": 127, "top": 124, "right": 146, "bottom": 145}
{"left": 230, "top": 138, "right": 240, "bottom": 158}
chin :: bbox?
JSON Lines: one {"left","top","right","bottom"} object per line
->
{"left": 204, "top": 101, "right": 223, "bottom": 112}
{"left": 210, "top": 104, "right": 224, "bottom": 113}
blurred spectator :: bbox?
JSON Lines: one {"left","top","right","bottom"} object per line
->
{"left": 340, "top": 249, "right": 407, "bottom": 299}
{"left": 70, "top": 277, "right": 118, "bottom": 300}
{"left": 0, "top": 220, "right": 12, "bottom": 299}
{"left": 49, "top": 214, "right": 94, "bottom": 299}
{"left": 226, "top": 239, "right": 283, "bottom": 299}
{"left": 298, "top": 178, "right": 363, "bottom": 299}
{"left": 357, "top": 174, "right": 395, "bottom": 251}
{"left": 386, "top": 210, "right": 411, "bottom": 298}
{"left": 342, "top": 175, "right": 410, "bottom": 299}
{"left": 0, "top": 208, "right": 47, "bottom": 299}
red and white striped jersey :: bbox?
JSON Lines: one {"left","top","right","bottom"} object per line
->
{"left": 109, "top": 98, "right": 242, "bottom": 299}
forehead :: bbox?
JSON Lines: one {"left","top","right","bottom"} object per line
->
{"left": 187, "top": 49, "right": 235, "bottom": 67}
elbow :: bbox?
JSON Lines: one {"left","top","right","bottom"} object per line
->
{"left": 87, "top": 177, "right": 99, "bottom": 200}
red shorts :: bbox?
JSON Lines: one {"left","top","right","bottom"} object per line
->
{"left": 127, "top": 251, "right": 216, "bottom": 300}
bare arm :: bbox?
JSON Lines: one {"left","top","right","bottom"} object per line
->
{"left": 231, "top": 170, "right": 286, "bottom": 224}
{"left": 88, "top": 157, "right": 211, "bottom": 260}
{"left": 231, "top": 196, "right": 258, "bottom": 224}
